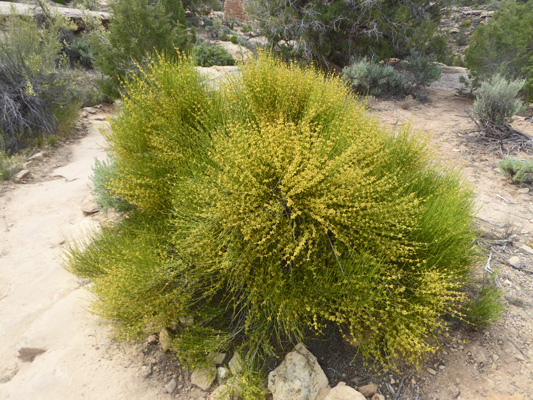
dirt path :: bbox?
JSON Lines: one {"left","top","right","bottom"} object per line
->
{"left": 0, "top": 111, "right": 174, "bottom": 400}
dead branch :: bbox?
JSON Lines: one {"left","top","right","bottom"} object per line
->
{"left": 468, "top": 111, "right": 533, "bottom": 142}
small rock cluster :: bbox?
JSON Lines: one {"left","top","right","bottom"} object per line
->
{"left": 268, "top": 344, "right": 383, "bottom": 400}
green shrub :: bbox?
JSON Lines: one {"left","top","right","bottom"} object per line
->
{"left": 250, "top": 0, "right": 450, "bottom": 68}
{"left": 67, "top": 36, "right": 94, "bottom": 68}
{"left": 67, "top": 54, "right": 481, "bottom": 375}
{"left": 342, "top": 59, "right": 405, "bottom": 98}
{"left": 0, "top": 14, "right": 79, "bottom": 152}
{"left": 102, "top": 54, "right": 223, "bottom": 214}
{"left": 402, "top": 52, "right": 442, "bottom": 89}
{"left": 465, "top": 0, "right": 533, "bottom": 100}
{"left": 464, "top": 285, "right": 506, "bottom": 329}
{"left": 193, "top": 43, "right": 235, "bottom": 67}
{"left": 65, "top": 215, "right": 187, "bottom": 339}
{"left": 91, "top": 158, "right": 134, "bottom": 212}
{"left": 220, "top": 33, "right": 229, "bottom": 41}
{"left": 90, "top": 0, "right": 194, "bottom": 98}
{"left": 70, "top": 0, "right": 100, "bottom": 10}
{"left": 171, "top": 55, "right": 477, "bottom": 367}
{"left": 498, "top": 157, "right": 533, "bottom": 183}
{"left": 473, "top": 74, "right": 526, "bottom": 125}
{"left": 230, "top": 34, "right": 238, "bottom": 45}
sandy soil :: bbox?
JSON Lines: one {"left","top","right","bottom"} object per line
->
{"left": 365, "top": 76, "right": 533, "bottom": 400}
{"left": 0, "top": 110, "right": 175, "bottom": 400}
{"left": 1, "top": 68, "right": 533, "bottom": 400}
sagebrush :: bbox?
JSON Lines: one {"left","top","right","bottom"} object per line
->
{"left": 473, "top": 74, "right": 526, "bottom": 125}
{"left": 498, "top": 158, "right": 533, "bottom": 183}
{"left": 342, "top": 60, "right": 405, "bottom": 98}
{"left": 68, "top": 54, "right": 481, "bottom": 384}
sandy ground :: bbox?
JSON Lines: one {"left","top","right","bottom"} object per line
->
{"left": 1, "top": 67, "right": 533, "bottom": 400}
{"left": 0, "top": 113, "right": 174, "bottom": 400}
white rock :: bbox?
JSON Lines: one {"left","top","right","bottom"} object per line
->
{"left": 28, "top": 151, "right": 44, "bottom": 161}
{"left": 517, "top": 188, "right": 530, "bottom": 194}
{"left": 508, "top": 256, "right": 521, "bottom": 268}
{"left": 324, "top": 383, "right": 365, "bottom": 400}
{"left": 427, "top": 367, "right": 437, "bottom": 376}
{"left": 191, "top": 366, "right": 217, "bottom": 391}
{"left": 218, "top": 366, "right": 228, "bottom": 380}
{"left": 268, "top": 343, "right": 330, "bottom": 400}
{"left": 146, "top": 334, "right": 157, "bottom": 344}
{"left": 519, "top": 244, "right": 533, "bottom": 255}
{"left": 210, "top": 384, "right": 232, "bottom": 400}
{"left": 14, "top": 169, "right": 30, "bottom": 181}
{"left": 228, "top": 352, "right": 242, "bottom": 376}
{"left": 371, "top": 394, "right": 385, "bottom": 400}
{"left": 165, "top": 378, "right": 177, "bottom": 394}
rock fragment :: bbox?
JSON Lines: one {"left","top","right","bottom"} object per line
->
{"left": 268, "top": 343, "right": 330, "bottom": 400}
{"left": 191, "top": 366, "right": 216, "bottom": 391}
{"left": 357, "top": 382, "right": 378, "bottom": 398}
{"left": 324, "top": 382, "right": 365, "bottom": 400}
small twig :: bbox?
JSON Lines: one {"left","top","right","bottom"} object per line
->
{"left": 327, "top": 367, "right": 342, "bottom": 377}
{"left": 475, "top": 216, "right": 505, "bottom": 227}
{"left": 394, "top": 377, "right": 406, "bottom": 400}
{"left": 491, "top": 238, "right": 515, "bottom": 245}
{"left": 483, "top": 252, "right": 493, "bottom": 273}
{"left": 386, "top": 382, "right": 395, "bottom": 396}
{"left": 508, "top": 338, "right": 530, "bottom": 360}
{"left": 497, "top": 195, "right": 519, "bottom": 204}
{"left": 509, "top": 212, "right": 530, "bottom": 221}
{"left": 327, "top": 234, "right": 344, "bottom": 277}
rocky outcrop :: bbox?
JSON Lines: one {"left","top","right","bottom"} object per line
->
{"left": 0, "top": 1, "right": 109, "bottom": 31}
{"left": 224, "top": 0, "right": 248, "bottom": 21}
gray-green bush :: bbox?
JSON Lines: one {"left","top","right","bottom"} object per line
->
{"left": 498, "top": 158, "right": 533, "bottom": 183}
{"left": 193, "top": 43, "right": 235, "bottom": 67}
{"left": 473, "top": 74, "right": 526, "bottom": 125}
{"left": 342, "top": 60, "right": 405, "bottom": 98}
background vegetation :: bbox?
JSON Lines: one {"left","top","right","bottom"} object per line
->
{"left": 249, "top": 0, "right": 450, "bottom": 68}
{"left": 465, "top": 0, "right": 533, "bottom": 100}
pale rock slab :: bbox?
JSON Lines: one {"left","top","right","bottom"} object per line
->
{"left": 324, "top": 382, "right": 366, "bottom": 400}
{"left": 81, "top": 194, "right": 99, "bottom": 215}
{"left": 268, "top": 343, "right": 330, "bottom": 400}
{"left": 191, "top": 366, "right": 216, "bottom": 391}
{"left": 228, "top": 352, "right": 242, "bottom": 376}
